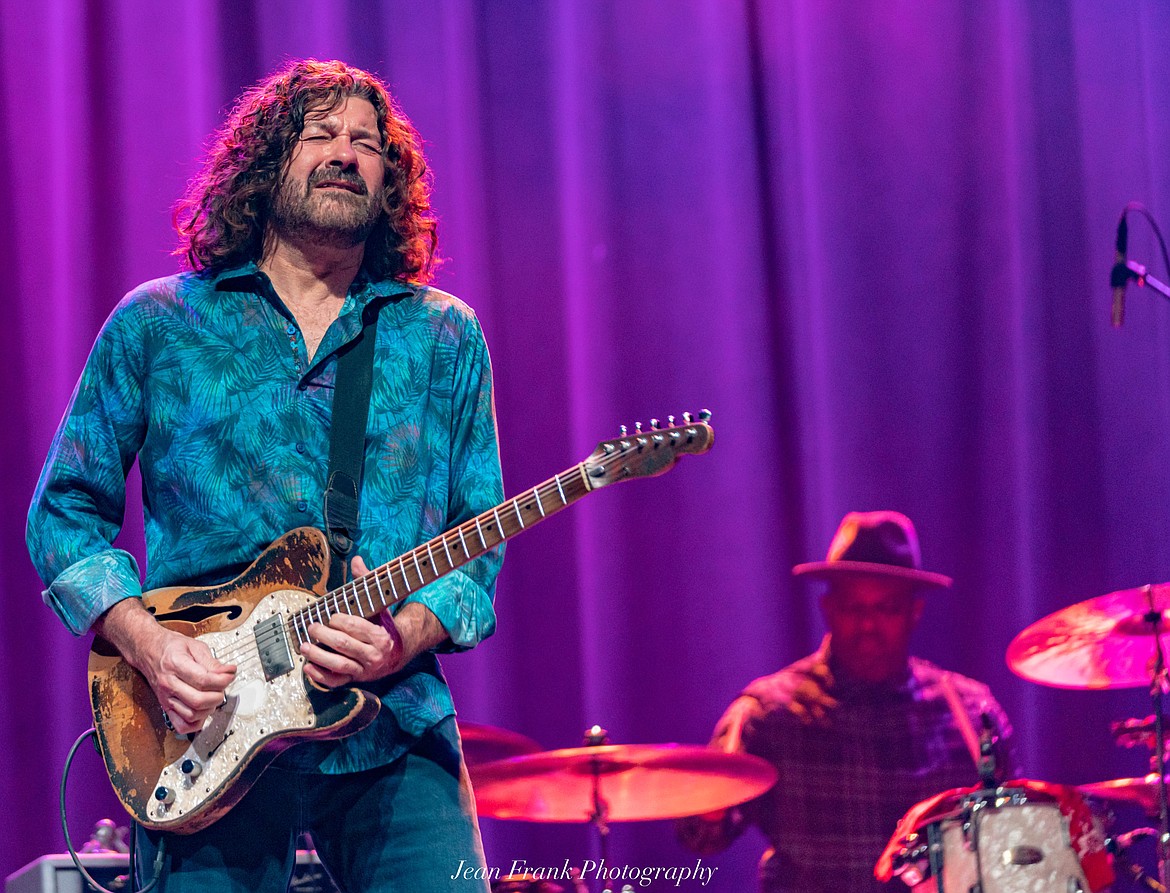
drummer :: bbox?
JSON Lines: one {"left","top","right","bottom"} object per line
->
{"left": 678, "top": 510, "right": 1015, "bottom": 893}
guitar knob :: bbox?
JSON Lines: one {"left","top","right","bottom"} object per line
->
{"left": 619, "top": 425, "right": 628, "bottom": 437}
{"left": 668, "top": 415, "right": 676, "bottom": 426}
{"left": 649, "top": 418, "right": 660, "bottom": 429}
{"left": 635, "top": 421, "right": 643, "bottom": 433}
{"left": 154, "top": 786, "right": 175, "bottom": 806}
{"left": 682, "top": 412, "right": 693, "bottom": 423}
{"left": 181, "top": 759, "right": 202, "bottom": 779}
{"left": 698, "top": 408, "right": 712, "bottom": 421}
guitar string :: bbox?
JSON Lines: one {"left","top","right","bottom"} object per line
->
{"left": 202, "top": 466, "right": 590, "bottom": 668}
{"left": 203, "top": 429, "right": 701, "bottom": 669}
{"left": 202, "top": 429, "right": 702, "bottom": 669}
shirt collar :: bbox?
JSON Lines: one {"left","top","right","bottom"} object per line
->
{"left": 211, "top": 261, "right": 417, "bottom": 310}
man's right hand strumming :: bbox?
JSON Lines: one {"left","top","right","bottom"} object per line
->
{"left": 94, "top": 598, "right": 236, "bottom": 734}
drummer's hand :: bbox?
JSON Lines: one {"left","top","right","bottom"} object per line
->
{"left": 676, "top": 808, "right": 743, "bottom": 855}
{"left": 785, "top": 663, "right": 839, "bottom": 727}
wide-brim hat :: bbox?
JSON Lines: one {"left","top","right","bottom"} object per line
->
{"left": 792, "top": 510, "right": 953, "bottom": 590}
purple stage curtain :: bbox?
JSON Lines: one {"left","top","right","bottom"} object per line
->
{"left": 2, "top": 2, "right": 1169, "bottom": 888}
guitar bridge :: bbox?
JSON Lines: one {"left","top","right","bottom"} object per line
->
{"left": 254, "top": 614, "right": 294, "bottom": 680}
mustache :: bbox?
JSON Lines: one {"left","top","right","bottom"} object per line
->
{"left": 307, "top": 169, "right": 369, "bottom": 195}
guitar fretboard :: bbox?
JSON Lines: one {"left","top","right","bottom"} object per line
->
{"left": 284, "top": 462, "right": 593, "bottom": 645}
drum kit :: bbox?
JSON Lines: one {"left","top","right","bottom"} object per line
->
{"left": 880, "top": 582, "right": 1170, "bottom": 892}
{"left": 457, "top": 722, "right": 777, "bottom": 893}
{"left": 462, "top": 581, "right": 1170, "bottom": 893}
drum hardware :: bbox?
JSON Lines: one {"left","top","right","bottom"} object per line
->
{"left": 879, "top": 781, "right": 1112, "bottom": 892}
{"left": 472, "top": 725, "right": 777, "bottom": 892}
{"left": 1106, "top": 828, "right": 1167, "bottom": 892}
{"left": 1008, "top": 582, "right": 1170, "bottom": 889}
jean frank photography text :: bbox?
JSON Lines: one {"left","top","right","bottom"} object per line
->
{"left": 451, "top": 858, "right": 718, "bottom": 887}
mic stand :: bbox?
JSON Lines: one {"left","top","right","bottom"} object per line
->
{"left": 1114, "top": 259, "right": 1170, "bottom": 303}
{"left": 1141, "top": 584, "right": 1170, "bottom": 892}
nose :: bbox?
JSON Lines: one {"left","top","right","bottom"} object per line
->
{"left": 325, "top": 135, "right": 358, "bottom": 168}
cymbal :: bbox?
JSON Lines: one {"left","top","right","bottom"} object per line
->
{"left": 1006, "top": 583, "right": 1170, "bottom": 689}
{"left": 1079, "top": 774, "right": 1170, "bottom": 813}
{"left": 471, "top": 743, "right": 778, "bottom": 822}
{"left": 458, "top": 721, "right": 543, "bottom": 767}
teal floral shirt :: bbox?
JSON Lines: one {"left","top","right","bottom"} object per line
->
{"left": 27, "top": 263, "right": 504, "bottom": 774}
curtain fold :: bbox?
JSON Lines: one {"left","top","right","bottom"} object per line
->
{"left": 3, "top": 2, "right": 1169, "bottom": 887}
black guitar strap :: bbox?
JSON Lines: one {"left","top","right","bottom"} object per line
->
{"left": 323, "top": 302, "right": 381, "bottom": 589}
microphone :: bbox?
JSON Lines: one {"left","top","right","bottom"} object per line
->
{"left": 1112, "top": 214, "right": 1130, "bottom": 327}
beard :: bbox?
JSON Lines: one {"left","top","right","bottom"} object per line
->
{"left": 270, "top": 169, "right": 382, "bottom": 249}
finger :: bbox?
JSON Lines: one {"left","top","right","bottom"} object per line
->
{"left": 302, "top": 660, "right": 351, "bottom": 689}
{"left": 301, "top": 639, "right": 364, "bottom": 678}
{"left": 350, "top": 555, "right": 371, "bottom": 578}
{"left": 168, "top": 649, "right": 236, "bottom": 692}
{"left": 326, "top": 612, "right": 384, "bottom": 643}
{"left": 307, "top": 621, "right": 382, "bottom": 661}
{"left": 165, "top": 637, "right": 235, "bottom": 682}
{"left": 165, "top": 676, "right": 230, "bottom": 714}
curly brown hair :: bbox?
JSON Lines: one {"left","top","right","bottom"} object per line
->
{"left": 174, "top": 59, "right": 438, "bottom": 283}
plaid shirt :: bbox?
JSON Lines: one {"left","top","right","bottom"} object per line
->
{"left": 684, "top": 639, "right": 1014, "bottom": 893}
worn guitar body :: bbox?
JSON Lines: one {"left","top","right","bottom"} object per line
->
{"left": 88, "top": 416, "right": 714, "bottom": 835}
{"left": 88, "top": 527, "right": 380, "bottom": 834}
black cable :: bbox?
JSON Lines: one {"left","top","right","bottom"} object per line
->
{"left": 1122, "top": 201, "right": 1170, "bottom": 284}
{"left": 61, "top": 727, "right": 165, "bottom": 893}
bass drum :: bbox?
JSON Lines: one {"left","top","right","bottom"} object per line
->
{"left": 875, "top": 779, "right": 1113, "bottom": 893}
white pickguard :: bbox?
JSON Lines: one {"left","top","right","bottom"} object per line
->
{"left": 146, "top": 588, "right": 319, "bottom": 825}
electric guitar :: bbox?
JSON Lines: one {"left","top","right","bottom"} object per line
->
{"left": 89, "top": 415, "right": 714, "bottom": 833}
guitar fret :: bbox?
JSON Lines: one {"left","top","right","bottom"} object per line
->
{"left": 360, "top": 576, "right": 375, "bottom": 614}
{"left": 473, "top": 517, "right": 488, "bottom": 550}
{"left": 398, "top": 560, "right": 413, "bottom": 593}
{"left": 458, "top": 526, "right": 469, "bottom": 556}
{"left": 513, "top": 499, "right": 525, "bottom": 528}
{"left": 577, "top": 463, "right": 592, "bottom": 491}
{"left": 426, "top": 542, "right": 438, "bottom": 575}
{"left": 411, "top": 551, "right": 425, "bottom": 587}
{"left": 372, "top": 571, "right": 388, "bottom": 607}
{"left": 534, "top": 487, "right": 545, "bottom": 517}
{"left": 492, "top": 507, "right": 504, "bottom": 538}
{"left": 441, "top": 535, "right": 454, "bottom": 568}
{"left": 555, "top": 474, "right": 567, "bottom": 505}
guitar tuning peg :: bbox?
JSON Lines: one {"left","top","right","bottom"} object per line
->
{"left": 635, "top": 421, "right": 643, "bottom": 433}
{"left": 667, "top": 414, "right": 676, "bottom": 426}
{"left": 649, "top": 418, "right": 660, "bottom": 430}
{"left": 619, "top": 425, "right": 628, "bottom": 437}
{"left": 682, "top": 412, "right": 693, "bottom": 423}
{"left": 698, "top": 408, "right": 712, "bottom": 421}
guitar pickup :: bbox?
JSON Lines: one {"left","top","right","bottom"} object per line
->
{"left": 254, "top": 614, "right": 294, "bottom": 680}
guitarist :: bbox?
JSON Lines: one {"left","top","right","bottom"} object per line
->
{"left": 27, "top": 59, "right": 504, "bottom": 892}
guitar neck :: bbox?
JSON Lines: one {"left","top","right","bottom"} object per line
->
{"left": 286, "top": 416, "right": 713, "bottom": 635}
{"left": 292, "top": 462, "right": 594, "bottom": 630}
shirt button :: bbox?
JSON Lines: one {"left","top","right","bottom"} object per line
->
{"left": 286, "top": 323, "right": 296, "bottom": 335}
{"left": 295, "top": 442, "right": 306, "bottom": 454}
{"left": 296, "top": 500, "right": 308, "bottom": 512}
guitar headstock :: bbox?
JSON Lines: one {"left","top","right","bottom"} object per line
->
{"left": 582, "top": 411, "right": 714, "bottom": 487}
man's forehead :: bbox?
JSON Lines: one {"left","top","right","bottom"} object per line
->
{"left": 302, "top": 97, "right": 380, "bottom": 128}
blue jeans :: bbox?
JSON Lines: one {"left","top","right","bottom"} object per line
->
{"left": 135, "top": 717, "right": 488, "bottom": 892}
